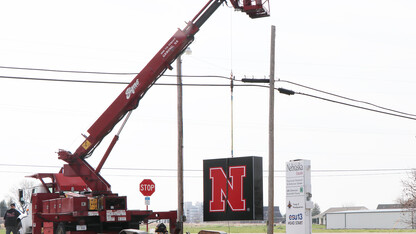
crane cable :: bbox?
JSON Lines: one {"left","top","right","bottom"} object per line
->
{"left": 230, "top": 7, "right": 234, "bottom": 158}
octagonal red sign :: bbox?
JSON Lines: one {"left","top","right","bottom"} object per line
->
{"left": 140, "top": 179, "right": 155, "bottom": 196}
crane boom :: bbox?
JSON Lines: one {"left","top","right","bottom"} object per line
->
{"left": 57, "top": 0, "right": 269, "bottom": 194}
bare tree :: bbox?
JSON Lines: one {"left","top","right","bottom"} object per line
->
{"left": 398, "top": 170, "right": 416, "bottom": 229}
{"left": 7, "top": 179, "right": 38, "bottom": 213}
{"left": 0, "top": 200, "right": 7, "bottom": 216}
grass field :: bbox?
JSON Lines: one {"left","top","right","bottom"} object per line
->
{"left": 182, "top": 224, "right": 416, "bottom": 233}
{"left": 1, "top": 224, "right": 416, "bottom": 233}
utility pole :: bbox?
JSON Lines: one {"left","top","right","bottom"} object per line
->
{"left": 177, "top": 54, "right": 184, "bottom": 234}
{"left": 267, "top": 25, "right": 276, "bottom": 234}
{"left": 242, "top": 25, "right": 276, "bottom": 234}
{"left": 177, "top": 48, "right": 191, "bottom": 234}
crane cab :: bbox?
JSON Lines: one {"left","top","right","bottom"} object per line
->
{"left": 230, "top": 0, "right": 270, "bottom": 18}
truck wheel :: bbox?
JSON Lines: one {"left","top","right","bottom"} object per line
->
{"left": 55, "top": 223, "right": 66, "bottom": 234}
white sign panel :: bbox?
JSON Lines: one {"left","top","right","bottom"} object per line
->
{"left": 145, "top": 196, "right": 150, "bottom": 206}
{"left": 286, "top": 160, "right": 312, "bottom": 234}
{"left": 286, "top": 196, "right": 306, "bottom": 233}
{"left": 286, "top": 175, "right": 304, "bottom": 196}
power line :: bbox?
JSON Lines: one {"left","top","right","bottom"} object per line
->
{"left": 0, "top": 65, "right": 231, "bottom": 79}
{"left": 278, "top": 79, "right": 416, "bottom": 117}
{"left": 1, "top": 68, "right": 416, "bottom": 119}
{"left": 0, "top": 75, "right": 235, "bottom": 86}
{"left": 0, "top": 65, "right": 412, "bottom": 112}
{"left": 0, "top": 65, "right": 138, "bottom": 75}
{"left": 0, "top": 75, "right": 130, "bottom": 84}
{"left": 0, "top": 170, "right": 407, "bottom": 178}
{"left": 0, "top": 74, "right": 265, "bottom": 88}
{"left": 310, "top": 172, "right": 406, "bottom": 177}
{"left": 297, "top": 92, "right": 416, "bottom": 121}
{"left": 0, "top": 163, "right": 412, "bottom": 173}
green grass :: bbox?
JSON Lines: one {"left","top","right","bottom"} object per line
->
{"left": 183, "top": 224, "right": 416, "bottom": 233}
{"left": 2, "top": 224, "right": 416, "bottom": 233}
{"left": 183, "top": 223, "right": 284, "bottom": 233}
{"left": 310, "top": 224, "right": 416, "bottom": 232}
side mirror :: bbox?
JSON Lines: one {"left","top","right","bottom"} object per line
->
{"left": 18, "top": 189, "right": 25, "bottom": 205}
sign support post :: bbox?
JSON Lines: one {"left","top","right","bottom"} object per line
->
{"left": 145, "top": 196, "right": 150, "bottom": 232}
{"left": 140, "top": 179, "right": 155, "bottom": 233}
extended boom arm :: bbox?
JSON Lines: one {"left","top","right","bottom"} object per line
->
{"left": 57, "top": 0, "right": 269, "bottom": 194}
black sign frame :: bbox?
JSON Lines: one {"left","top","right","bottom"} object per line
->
{"left": 203, "top": 156, "right": 263, "bottom": 221}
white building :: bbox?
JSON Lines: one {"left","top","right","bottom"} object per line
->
{"left": 326, "top": 209, "right": 414, "bottom": 229}
{"left": 184, "top": 202, "right": 203, "bottom": 223}
{"left": 313, "top": 206, "right": 368, "bottom": 225}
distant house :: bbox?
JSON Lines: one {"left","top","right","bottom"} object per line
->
{"left": 263, "top": 206, "right": 284, "bottom": 223}
{"left": 312, "top": 206, "right": 368, "bottom": 225}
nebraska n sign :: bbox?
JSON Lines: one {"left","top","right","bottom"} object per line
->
{"left": 203, "top": 156, "right": 263, "bottom": 221}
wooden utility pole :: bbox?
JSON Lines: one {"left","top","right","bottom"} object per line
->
{"left": 177, "top": 54, "right": 184, "bottom": 234}
{"left": 267, "top": 25, "right": 276, "bottom": 234}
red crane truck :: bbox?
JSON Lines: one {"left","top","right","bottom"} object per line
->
{"left": 18, "top": 1, "right": 269, "bottom": 233}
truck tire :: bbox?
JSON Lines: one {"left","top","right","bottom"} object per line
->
{"left": 55, "top": 223, "right": 66, "bottom": 234}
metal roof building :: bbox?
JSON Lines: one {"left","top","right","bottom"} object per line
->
{"left": 312, "top": 206, "right": 368, "bottom": 225}
{"left": 326, "top": 209, "right": 413, "bottom": 229}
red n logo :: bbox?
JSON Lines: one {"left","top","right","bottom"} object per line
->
{"left": 209, "top": 166, "right": 246, "bottom": 212}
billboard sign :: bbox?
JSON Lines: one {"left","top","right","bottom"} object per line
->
{"left": 203, "top": 156, "right": 263, "bottom": 221}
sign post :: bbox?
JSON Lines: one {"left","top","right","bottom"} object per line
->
{"left": 286, "top": 159, "right": 312, "bottom": 234}
{"left": 140, "top": 179, "right": 155, "bottom": 232}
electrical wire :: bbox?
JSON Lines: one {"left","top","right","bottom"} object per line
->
{"left": 0, "top": 65, "right": 231, "bottom": 79}
{"left": 296, "top": 92, "right": 416, "bottom": 121}
{"left": 0, "top": 74, "right": 235, "bottom": 85}
{"left": 0, "top": 163, "right": 412, "bottom": 173}
{"left": 0, "top": 163, "right": 410, "bottom": 178}
{"left": 0, "top": 65, "right": 138, "bottom": 75}
{"left": 1, "top": 66, "right": 416, "bottom": 120}
{"left": 279, "top": 79, "right": 416, "bottom": 117}
{"left": 0, "top": 170, "right": 407, "bottom": 178}
{"left": 0, "top": 75, "right": 130, "bottom": 84}
{"left": 0, "top": 74, "right": 259, "bottom": 87}
{"left": 0, "top": 64, "right": 414, "bottom": 117}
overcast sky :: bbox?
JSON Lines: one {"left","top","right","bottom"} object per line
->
{"left": 1, "top": 0, "right": 416, "bottom": 216}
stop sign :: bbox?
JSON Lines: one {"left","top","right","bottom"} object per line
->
{"left": 140, "top": 179, "right": 155, "bottom": 196}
